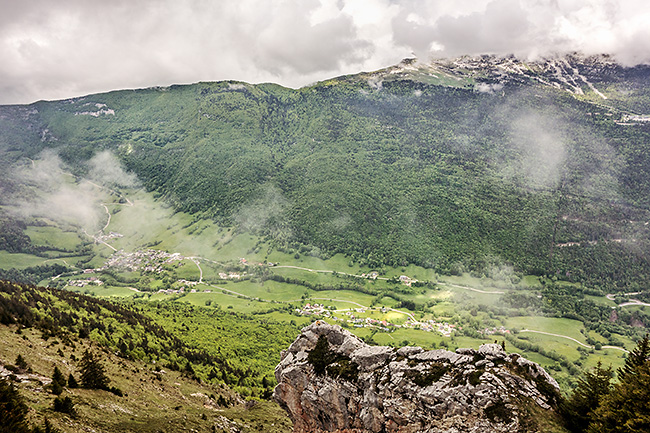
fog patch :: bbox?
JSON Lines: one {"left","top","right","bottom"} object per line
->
{"left": 368, "top": 77, "right": 383, "bottom": 91}
{"left": 228, "top": 83, "right": 247, "bottom": 91}
{"left": 474, "top": 82, "right": 503, "bottom": 94}
{"left": 234, "top": 184, "right": 292, "bottom": 239}
{"left": 7, "top": 149, "right": 140, "bottom": 232}
{"left": 9, "top": 150, "right": 103, "bottom": 230}
{"left": 87, "top": 150, "right": 139, "bottom": 188}
{"left": 330, "top": 213, "right": 353, "bottom": 232}
{"left": 497, "top": 108, "right": 568, "bottom": 190}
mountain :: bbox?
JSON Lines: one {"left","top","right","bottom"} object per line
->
{"left": 1, "top": 54, "right": 650, "bottom": 286}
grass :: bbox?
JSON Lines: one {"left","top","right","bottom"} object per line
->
{"left": 505, "top": 317, "right": 587, "bottom": 340}
{"left": 67, "top": 285, "right": 138, "bottom": 298}
{"left": 0, "top": 324, "right": 291, "bottom": 433}
{"left": 0, "top": 250, "right": 53, "bottom": 269}
{"left": 0, "top": 186, "right": 634, "bottom": 397}
{"left": 23, "top": 226, "right": 84, "bottom": 251}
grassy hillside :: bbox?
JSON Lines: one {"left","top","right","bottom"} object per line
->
{"left": 0, "top": 279, "right": 294, "bottom": 432}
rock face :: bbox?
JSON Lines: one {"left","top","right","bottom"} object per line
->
{"left": 274, "top": 322, "right": 562, "bottom": 433}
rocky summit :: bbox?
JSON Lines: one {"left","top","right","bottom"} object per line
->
{"left": 274, "top": 322, "right": 563, "bottom": 433}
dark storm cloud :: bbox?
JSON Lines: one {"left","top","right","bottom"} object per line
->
{"left": 1, "top": 0, "right": 649, "bottom": 104}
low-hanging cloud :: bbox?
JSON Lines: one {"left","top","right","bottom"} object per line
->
{"left": 7, "top": 150, "right": 139, "bottom": 231}
{"left": 87, "top": 150, "right": 139, "bottom": 188}
{"left": 1, "top": 0, "right": 650, "bottom": 105}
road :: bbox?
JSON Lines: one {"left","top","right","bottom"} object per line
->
{"left": 520, "top": 329, "right": 629, "bottom": 352}
{"left": 273, "top": 265, "right": 389, "bottom": 280}
{"left": 189, "top": 257, "right": 204, "bottom": 283}
{"left": 438, "top": 282, "right": 505, "bottom": 295}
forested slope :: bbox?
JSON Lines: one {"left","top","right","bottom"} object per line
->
{"left": 2, "top": 56, "right": 650, "bottom": 291}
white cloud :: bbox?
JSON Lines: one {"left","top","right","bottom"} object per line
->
{"left": 1, "top": 0, "right": 649, "bottom": 104}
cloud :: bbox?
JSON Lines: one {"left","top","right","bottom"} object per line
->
{"left": 1, "top": 0, "right": 650, "bottom": 104}
{"left": 392, "top": 0, "right": 650, "bottom": 64}
{"left": 87, "top": 150, "right": 139, "bottom": 188}
{"left": 9, "top": 150, "right": 103, "bottom": 230}
{"left": 7, "top": 150, "right": 139, "bottom": 231}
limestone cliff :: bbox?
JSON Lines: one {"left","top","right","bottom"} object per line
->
{"left": 274, "top": 322, "right": 564, "bottom": 433}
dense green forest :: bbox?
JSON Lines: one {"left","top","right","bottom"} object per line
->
{"left": 1, "top": 57, "right": 650, "bottom": 291}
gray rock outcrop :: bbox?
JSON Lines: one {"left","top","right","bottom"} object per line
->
{"left": 274, "top": 322, "right": 562, "bottom": 433}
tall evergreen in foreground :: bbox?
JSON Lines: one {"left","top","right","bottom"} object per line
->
{"left": 560, "top": 362, "right": 613, "bottom": 433}
{"left": 78, "top": 350, "right": 110, "bottom": 390}
{"left": 587, "top": 335, "right": 650, "bottom": 433}
{"left": 0, "top": 378, "right": 31, "bottom": 433}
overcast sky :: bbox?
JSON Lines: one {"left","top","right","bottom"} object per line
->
{"left": 2, "top": 0, "right": 650, "bottom": 105}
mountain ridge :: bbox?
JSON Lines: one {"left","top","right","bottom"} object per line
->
{"left": 1, "top": 53, "right": 650, "bottom": 290}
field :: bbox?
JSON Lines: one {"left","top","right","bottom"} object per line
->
{"left": 0, "top": 185, "right": 642, "bottom": 391}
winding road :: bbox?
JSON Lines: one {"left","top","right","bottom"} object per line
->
{"left": 520, "top": 329, "right": 629, "bottom": 353}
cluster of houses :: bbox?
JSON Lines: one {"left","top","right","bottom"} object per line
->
{"left": 296, "top": 303, "right": 459, "bottom": 336}
{"left": 481, "top": 326, "right": 511, "bottom": 336}
{"left": 403, "top": 319, "right": 458, "bottom": 337}
{"left": 66, "top": 277, "right": 104, "bottom": 287}
{"left": 98, "top": 249, "right": 184, "bottom": 273}
{"left": 157, "top": 287, "right": 212, "bottom": 295}
{"left": 296, "top": 303, "right": 332, "bottom": 316}
{"left": 95, "top": 231, "right": 123, "bottom": 243}
{"left": 218, "top": 272, "right": 243, "bottom": 280}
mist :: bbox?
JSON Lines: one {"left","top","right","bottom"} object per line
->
{"left": 7, "top": 150, "right": 139, "bottom": 232}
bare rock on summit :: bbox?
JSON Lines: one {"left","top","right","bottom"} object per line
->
{"left": 274, "top": 322, "right": 563, "bottom": 433}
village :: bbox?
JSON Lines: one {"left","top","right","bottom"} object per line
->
{"left": 94, "top": 249, "right": 185, "bottom": 273}
{"left": 295, "top": 302, "right": 460, "bottom": 337}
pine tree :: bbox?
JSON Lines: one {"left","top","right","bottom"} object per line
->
{"left": 588, "top": 337, "right": 650, "bottom": 432}
{"left": 0, "top": 378, "right": 31, "bottom": 433}
{"left": 52, "top": 396, "right": 75, "bottom": 415}
{"left": 67, "top": 373, "right": 78, "bottom": 389}
{"left": 52, "top": 366, "right": 66, "bottom": 387}
{"left": 618, "top": 334, "right": 649, "bottom": 381}
{"left": 560, "top": 361, "right": 613, "bottom": 433}
{"left": 78, "top": 350, "right": 110, "bottom": 390}
{"left": 14, "top": 355, "right": 28, "bottom": 373}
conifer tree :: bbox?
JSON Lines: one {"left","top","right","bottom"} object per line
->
{"left": 14, "top": 355, "right": 28, "bottom": 373}
{"left": 78, "top": 350, "right": 110, "bottom": 390}
{"left": 67, "top": 373, "right": 78, "bottom": 389}
{"left": 0, "top": 378, "right": 31, "bottom": 433}
{"left": 618, "top": 334, "right": 649, "bottom": 381}
{"left": 560, "top": 362, "right": 612, "bottom": 433}
{"left": 52, "top": 366, "right": 66, "bottom": 387}
{"left": 588, "top": 337, "right": 650, "bottom": 432}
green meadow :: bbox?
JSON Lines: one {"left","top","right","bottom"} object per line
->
{"left": 0, "top": 186, "right": 639, "bottom": 390}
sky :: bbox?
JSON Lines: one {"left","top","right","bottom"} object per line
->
{"left": 2, "top": 0, "right": 650, "bottom": 105}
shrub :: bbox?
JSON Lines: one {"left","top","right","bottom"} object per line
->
{"left": 52, "top": 396, "right": 75, "bottom": 415}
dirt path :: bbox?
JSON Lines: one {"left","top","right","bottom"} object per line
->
{"left": 83, "top": 229, "right": 117, "bottom": 252}
{"left": 605, "top": 292, "right": 650, "bottom": 308}
{"left": 618, "top": 301, "right": 650, "bottom": 307}
{"left": 101, "top": 204, "right": 111, "bottom": 232}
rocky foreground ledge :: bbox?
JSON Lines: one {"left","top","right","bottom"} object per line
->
{"left": 274, "top": 322, "right": 563, "bottom": 433}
